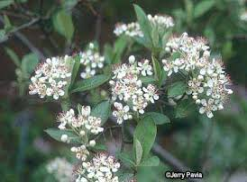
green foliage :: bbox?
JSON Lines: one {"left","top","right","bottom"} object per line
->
{"left": 117, "top": 152, "right": 135, "bottom": 168}
{"left": 5, "top": 47, "right": 21, "bottom": 67}
{"left": 175, "top": 99, "right": 196, "bottom": 118}
{"left": 21, "top": 53, "right": 39, "bottom": 75}
{"left": 193, "top": 0, "right": 215, "bottom": 18}
{"left": 104, "top": 36, "right": 128, "bottom": 64}
{"left": 71, "top": 75, "right": 110, "bottom": 93}
{"left": 45, "top": 128, "right": 81, "bottom": 144}
{"left": 139, "top": 156, "right": 160, "bottom": 167}
{"left": 139, "top": 76, "right": 156, "bottom": 84}
{"left": 52, "top": 10, "right": 74, "bottom": 43}
{"left": 91, "top": 100, "right": 111, "bottom": 124}
{"left": 134, "top": 117, "right": 157, "bottom": 162}
{"left": 134, "top": 139, "right": 143, "bottom": 165}
{"left": 134, "top": 4, "right": 152, "bottom": 49}
{"left": 143, "top": 112, "right": 170, "bottom": 125}
{"left": 167, "top": 81, "right": 187, "bottom": 98}
{"left": 152, "top": 56, "right": 166, "bottom": 87}
{"left": 70, "top": 55, "right": 81, "bottom": 87}
{"left": 0, "top": 0, "right": 13, "bottom": 10}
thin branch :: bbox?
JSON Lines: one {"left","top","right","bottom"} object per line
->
{"left": 0, "top": 18, "right": 40, "bottom": 44}
{"left": 0, "top": 16, "right": 45, "bottom": 60}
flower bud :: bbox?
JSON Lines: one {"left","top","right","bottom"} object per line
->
{"left": 89, "top": 140, "right": 96, "bottom": 147}
{"left": 80, "top": 130, "right": 86, "bottom": 136}
{"left": 61, "top": 134, "right": 68, "bottom": 142}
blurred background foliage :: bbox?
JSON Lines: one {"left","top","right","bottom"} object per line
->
{"left": 0, "top": 0, "right": 247, "bottom": 181}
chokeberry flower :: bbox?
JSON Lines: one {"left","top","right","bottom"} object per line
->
{"left": 29, "top": 55, "right": 73, "bottom": 100}
{"left": 80, "top": 43, "right": 105, "bottom": 79}
{"left": 110, "top": 55, "right": 159, "bottom": 123}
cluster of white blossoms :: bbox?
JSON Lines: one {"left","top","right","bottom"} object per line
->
{"left": 46, "top": 157, "right": 74, "bottom": 182}
{"left": 240, "top": 11, "right": 247, "bottom": 22}
{"left": 114, "top": 14, "right": 173, "bottom": 38}
{"left": 147, "top": 14, "right": 174, "bottom": 31}
{"left": 110, "top": 55, "right": 159, "bottom": 124}
{"left": 29, "top": 56, "right": 73, "bottom": 100}
{"left": 162, "top": 33, "right": 233, "bottom": 118}
{"left": 57, "top": 106, "right": 103, "bottom": 161}
{"left": 113, "top": 22, "right": 143, "bottom": 37}
{"left": 76, "top": 153, "right": 120, "bottom": 182}
{"left": 80, "top": 43, "right": 105, "bottom": 79}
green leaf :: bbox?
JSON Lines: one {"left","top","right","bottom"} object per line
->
{"left": 112, "top": 36, "right": 127, "bottom": 64}
{"left": 16, "top": 0, "right": 28, "bottom": 3}
{"left": 3, "top": 15, "right": 12, "bottom": 31}
{"left": 45, "top": 128, "right": 80, "bottom": 144}
{"left": 175, "top": 99, "right": 196, "bottom": 118}
{"left": 135, "top": 139, "right": 143, "bottom": 165}
{"left": 194, "top": 0, "right": 215, "bottom": 18}
{"left": 140, "top": 156, "right": 160, "bottom": 166}
{"left": 5, "top": 47, "right": 21, "bottom": 67}
{"left": 133, "top": 4, "right": 152, "bottom": 47}
{"left": 167, "top": 81, "right": 187, "bottom": 98}
{"left": 134, "top": 117, "right": 157, "bottom": 160}
{"left": 90, "top": 144, "right": 107, "bottom": 151}
{"left": 0, "top": 29, "right": 7, "bottom": 42}
{"left": 61, "top": 0, "right": 78, "bottom": 9}
{"left": 117, "top": 152, "right": 135, "bottom": 168}
{"left": 71, "top": 75, "right": 109, "bottom": 93}
{"left": 143, "top": 112, "right": 170, "bottom": 125}
{"left": 0, "top": 0, "right": 14, "bottom": 10}
{"left": 91, "top": 100, "right": 111, "bottom": 125}
{"left": 118, "top": 173, "right": 134, "bottom": 182}
{"left": 21, "top": 53, "right": 39, "bottom": 75}
{"left": 152, "top": 56, "right": 166, "bottom": 87}
{"left": 70, "top": 55, "right": 80, "bottom": 87}
{"left": 53, "top": 10, "right": 74, "bottom": 42}
{"left": 139, "top": 76, "right": 156, "bottom": 84}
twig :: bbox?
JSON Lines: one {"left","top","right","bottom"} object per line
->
{"left": 0, "top": 16, "right": 45, "bottom": 60}
{"left": 0, "top": 18, "right": 40, "bottom": 44}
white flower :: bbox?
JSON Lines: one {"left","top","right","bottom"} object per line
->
{"left": 240, "top": 11, "right": 247, "bottom": 21}
{"left": 163, "top": 33, "right": 233, "bottom": 118}
{"left": 57, "top": 106, "right": 104, "bottom": 159}
{"left": 80, "top": 43, "right": 105, "bottom": 79}
{"left": 138, "top": 59, "right": 153, "bottom": 76}
{"left": 114, "top": 22, "right": 143, "bottom": 37}
{"left": 143, "top": 84, "right": 159, "bottom": 103}
{"left": 110, "top": 56, "right": 158, "bottom": 123}
{"left": 29, "top": 55, "right": 73, "bottom": 100}
{"left": 61, "top": 134, "right": 68, "bottom": 142}
{"left": 46, "top": 157, "right": 74, "bottom": 182}
{"left": 147, "top": 14, "right": 174, "bottom": 31}
{"left": 71, "top": 145, "right": 90, "bottom": 161}
{"left": 112, "top": 102, "right": 132, "bottom": 124}
{"left": 76, "top": 153, "right": 120, "bottom": 182}
{"left": 57, "top": 106, "right": 103, "bottom": 135}
{"left": 89, "top": 140, "right": 96, "bottom": 147}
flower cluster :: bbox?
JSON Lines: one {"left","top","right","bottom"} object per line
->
{"left": 80, "top": 43, "right": 105, "bottom": 79}
{"left": 57, "top": 106, "right": 104, "bottom": 161}
{"left": 240, "top": 11, "right": 247, "bottom": 22}
{"left": 110, "top": 55, "right": 159, "bottom": 124}
{"left": 29, "top": 56, "right": 73, "bottom": 100}
{"left": 162, "top": 33, "right": 233, "bottom": 118}
{"left": 46, "top": 157, "right": 74, "bottom": 182}
{"left": 75, "top": 153, "right": 120, "bottom": 182}
{"left": 114, "top": 14, "right": 173, "bottom": 38}
{"left": 147, "top": 14, "right": 174, "bottom": 31}
{"left": 113, "top": 22, "right": 143, "bottom": 37}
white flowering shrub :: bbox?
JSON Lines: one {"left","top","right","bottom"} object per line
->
{"left": 28, "top": 4, "right": 233, "bottom": 182}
